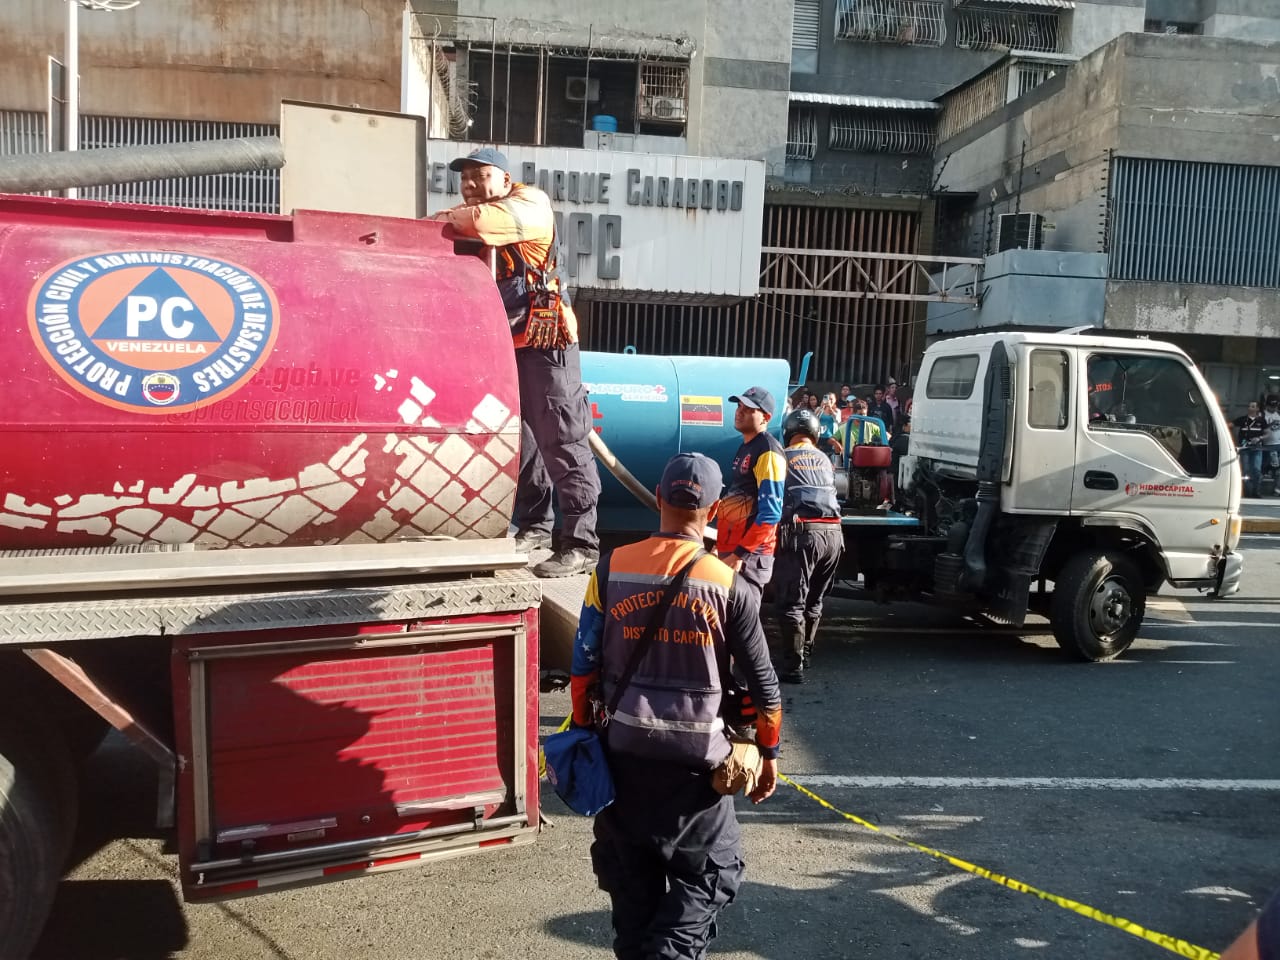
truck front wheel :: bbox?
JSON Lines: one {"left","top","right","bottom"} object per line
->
{"left": 1051, "top": 551, "right": 1145, "bottom": 661}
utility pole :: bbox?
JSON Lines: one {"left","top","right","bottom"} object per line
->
{"left": 64, "top": 0, "right": 142, "bottom": 198}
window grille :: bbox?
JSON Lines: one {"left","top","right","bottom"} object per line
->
{"left": 829, "top": 108, "right": 936, "bottom": 154}
{"left": 0, "top": 110, "right": 47, "bottom": 155}
{"left": 793, "top": 0, "right": 822, "bottom": 49}
{"left": 835, "top": 0, "right": 946, "bottom": 47}
{"left": 637, "top": 62, "right": 689, "bottom": 123}
{"left": 1014, "top": 60, "right": 1059, "bottom": 97}
{"left": 787, "top": 106, "right": 817, "bottom": 160}
{"left": 955, "top": 8, "right": 1063, "bottom": 53}
{"left": 936, "top": 64, "right": 1009, "bottom": 142}
{"left": 1, "top": 111, "right": 279, "bottom": 213}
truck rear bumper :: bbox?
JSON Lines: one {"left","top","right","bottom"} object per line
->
{"left": 1215, "top": 552, "right": 1244, "bottom": 598}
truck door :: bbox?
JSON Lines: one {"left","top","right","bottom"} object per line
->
{"left": 1071, "top": 350, "right": 1233, "bottom": 584}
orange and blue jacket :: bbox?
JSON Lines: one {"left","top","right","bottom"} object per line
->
{"left": 571, "top": 534, "right": 782, "bottom": 767}
{"left": 440, "top": 182, "right": 578, "bottom": 350}
{"left": 716, "top": 431, "right": 787, "bottom": 560}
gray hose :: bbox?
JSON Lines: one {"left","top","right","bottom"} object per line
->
{"left": 0, "top": 136, "right": 284, "bottom": 194}
{"left": 588, "top": 430, "right": 658, "bottom": 513}
{"left": 588, "top": 430, "right": 718, "bottom": 543}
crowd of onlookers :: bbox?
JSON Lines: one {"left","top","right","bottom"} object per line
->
{"left": 1233, "top": 394, "right": 1280, "bottom": 498}
{"left": 789, "top": 381, "right": 911, "bottom": 467}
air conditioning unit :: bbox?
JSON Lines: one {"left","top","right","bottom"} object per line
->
{"left": 566, "top": 77, "right": 601, "bottom": 103}
{"left": 638, "top": 96, "right": 687, "bottom": 122}
{"left": 996, "top": 212, "right": 1044, "bottom": 252}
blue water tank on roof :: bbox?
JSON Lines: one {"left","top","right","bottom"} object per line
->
{"left": 580, "top": 352, "right": 790, "bottom": 531}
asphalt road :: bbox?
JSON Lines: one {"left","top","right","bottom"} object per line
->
{"left": 31, "top": 539, "right": 1280, "bottom": 960}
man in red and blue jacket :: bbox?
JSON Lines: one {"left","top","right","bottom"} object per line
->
{"left": 716, "top": 386, "right": 787, "bottom": 596}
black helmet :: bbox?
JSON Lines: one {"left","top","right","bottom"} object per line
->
{"left": 782, "top": 408, "right": 820, "bottom": 444}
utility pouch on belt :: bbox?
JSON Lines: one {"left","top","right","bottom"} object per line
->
{"left": 712, "top": 738, "right": 763, "bottom": 796}
{"left": 712, "top": 649, "right": 763, "bottom": 796}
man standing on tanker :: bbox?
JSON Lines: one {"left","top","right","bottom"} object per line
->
{"left": 435, "top": 148, "right": 600, "bottom": 578}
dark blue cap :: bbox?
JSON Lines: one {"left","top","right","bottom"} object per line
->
{"left": 449, "top": 147, "right": 510, "bottom": 173}
{"left": 729, "top": 386, "right": 776, "bottom": 419}
{"left": 659, "top": 453, "right": 723, "bottom": 510}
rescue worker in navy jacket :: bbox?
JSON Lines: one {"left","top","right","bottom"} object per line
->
{"left": 435, "top": 147, "right": 600, "bottom": 578}
{"left": 571, "top": 452, "right": 783, "bottom": 960}
{"left": 716, "top": 386, "right": 787, "bottom": 596}
{"left": 773, "top": 408, "right": 845, "bottom": 683}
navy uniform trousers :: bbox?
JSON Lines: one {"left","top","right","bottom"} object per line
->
{"left": 591, "top": 753, "right": 744, "bottom": 960}
{"left": 513, "top": 343, "right": 600, "bottom": 551}
{"left": 773, "top": 523, "right": 843, "bottom": 627}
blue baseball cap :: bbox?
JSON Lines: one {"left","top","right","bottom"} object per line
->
{"left": 729, "top": 386, "right": 776, "bottom": 419}
{"left": 659, "top": 453, "right": 723, "bottom": 510}
{"left": 449, "top": 147, "right": 510, "bottom": 173}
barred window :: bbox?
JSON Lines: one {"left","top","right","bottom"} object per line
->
{"left": 829, "top": 108, "right": 936, "bottom": 154}
{"left": 787, "top": 105, "right": 817, "bottom": 160}
{"left": 835, "top": 0, "right": 946, "bottom": 47}
{"left": 955, "top": 8, "right": 1064, "bottom": 53}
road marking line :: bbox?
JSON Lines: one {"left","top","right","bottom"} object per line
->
{"left": 1145, "top": 620, "right": 1273, "bottom": 629}
{"left": 781, "top": 774, "right": 1221, "bottom": 960}
{"left": 789, "top": 776, "right": 1280, "bottom": 791}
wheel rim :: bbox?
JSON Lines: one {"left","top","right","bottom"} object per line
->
{"left": 1088, "top": 576, "right": 1132, "bottom": 638}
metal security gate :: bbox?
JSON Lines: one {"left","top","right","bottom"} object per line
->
{"left": 581, "top": 203, "right": 928, "bottom": 386}
{"left": 0, "top": 109, "right": 279, "bottom": 213}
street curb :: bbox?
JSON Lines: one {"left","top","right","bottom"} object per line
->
{"left": 1242, "top": 517, "right": 1280, "bottom": 534}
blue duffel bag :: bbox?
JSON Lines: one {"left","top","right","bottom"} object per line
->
{"left": 543, "top": 726, "right": 614, "bottom": 816}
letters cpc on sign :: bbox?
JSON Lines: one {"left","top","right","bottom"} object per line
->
{"left": 427, "top": 158, "right": 746, "bottom": 283}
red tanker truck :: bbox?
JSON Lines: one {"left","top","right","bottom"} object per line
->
{"left": 0, "top": 192, "right": 544, "bottom": 955}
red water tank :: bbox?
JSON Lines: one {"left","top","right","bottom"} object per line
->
{"left": 1, "top": 195, "right": 520, "bottom": 550}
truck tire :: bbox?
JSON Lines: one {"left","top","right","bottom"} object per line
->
{"left": 0, "top": 730, "right": 63, "bottom": 960}
{"left": 1051, "top": 551, "right": 1145, "bottom": 661}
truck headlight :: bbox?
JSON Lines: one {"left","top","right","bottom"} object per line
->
{"left": 1228, "top": 514, "right": 1242, "bottom": 551}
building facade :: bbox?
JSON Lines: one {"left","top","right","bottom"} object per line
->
{"left": 926, "top": 30, "right": 1280, "bottom": 414}
{"left": 3, "top": 0, "right": 1277, "bottom": 396}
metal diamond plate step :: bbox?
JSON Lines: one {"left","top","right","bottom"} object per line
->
{"left": 0, "top": 569, "right": 541, "bottom": 646}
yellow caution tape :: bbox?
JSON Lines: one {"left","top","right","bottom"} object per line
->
{"left": 779, "top": 774, "right": 1220, "bottom": 960}
{"left": 537, "top": 713, "right": 574, "bottom": 779}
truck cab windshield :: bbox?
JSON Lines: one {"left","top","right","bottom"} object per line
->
{"left": 1086, "top": 353, "right": 1219, "bottom": 478}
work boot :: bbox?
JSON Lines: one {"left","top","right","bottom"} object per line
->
{"left": 802, "top": 617, "right": 821, "bottom": 669}
{"left": 778, "top": 622, "right": 806, "bottom": 684}
{"left": 513, "top": 528, "right": 553, "bottom": 552}
{"left": 532, "top": 547, "right": 599, "bottom": 579}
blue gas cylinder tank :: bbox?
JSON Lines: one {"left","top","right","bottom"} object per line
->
{"left": 580, "top": 352, "right": 790, "bottom": 531}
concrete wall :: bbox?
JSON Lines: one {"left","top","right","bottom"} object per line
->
{"left": 1069, "top": 1, "right": 1146, "bottom": 57}
{"left": 934, "top": 33, "right": 1280, "bottom": 258}
{"left": 934, "top": 41, "right": 1127, "bottom": 255}
{"left": 1115, "top": 34, "right": 1280, "bottom": 161}
{"left": 695, "top": 0, "right": 791, "bottom": 166}
{"left": 0, "top": 0, "right": 405, "bottom": 122}
{"left": 1105, "top": 280, "right": 1280, "bottom": 338}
